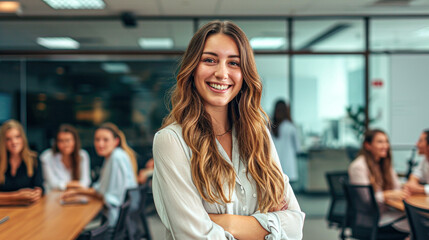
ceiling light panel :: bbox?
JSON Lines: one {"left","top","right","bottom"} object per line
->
{"left": 37, "top": 37, "right": 80, "bottom": 49}
{"left": 250, "top": 37, "right": 286, "bottom": 50}
{"left": 138, "top": 38, "right": 174, "bottom": 49}
{"left": 42, "top": 0, "right": 106, "bottom": 10}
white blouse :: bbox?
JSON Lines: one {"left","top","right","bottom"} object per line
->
{"left": 153, "top": 123, "right": 305, "bottom": 240}
{"left": 40, "top": 149, "right": 91, "bottom": 192}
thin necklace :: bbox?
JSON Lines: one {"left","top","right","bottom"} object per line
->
{"left": 216, "top": 127, "right": 232, "bottom": 137}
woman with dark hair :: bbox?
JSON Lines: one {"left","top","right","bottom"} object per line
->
{"left": 272, "top": 100, "right": 300, "bottom": 186}
{"left": 62, "top": 122, "right": 137, "bottom": 227}
{"left": 41, "top": 124, "right": 91, "bottom": 192}
{"left": 153, "top": 20, "right": 304, "bottom": 239}
{"left": 349, "top": 129, "right": 409, "bottom": 237}
{"left": 0, "top": 119, "right": 43, "bottom": 205}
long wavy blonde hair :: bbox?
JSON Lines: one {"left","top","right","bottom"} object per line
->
{"left": 97, "top": 122, "right": 138, "bottom": 180}
{"left": 0, "top": 120, "right": 37, "bottom": 184}
{"left": 162, "top": 20, "right": 285, "bottom": 213}
{"left": 359, "top": 129, "right": 394, "bottom": 191}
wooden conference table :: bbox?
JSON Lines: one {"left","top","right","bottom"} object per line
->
{"left": 386, "top": 194, "right": 429, "bottom": 211}
{"left": 0, "top": 191, "right": 103, "bottom": 240}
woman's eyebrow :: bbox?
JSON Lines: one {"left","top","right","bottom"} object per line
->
{"left": 202, "top": 52, "right": 240, "bottom": 58}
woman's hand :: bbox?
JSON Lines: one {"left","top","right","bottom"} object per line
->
{"left": 61, "top": 189, "right": 80, "bottom": 200}
{"left": 269, "top": 194, "right": 288, "bottom": 212}
{"left": 14, "top": 188, "right": 42, "bottom": 204}
{"left": 66, "top": 181, "right": 82, "bottom": 189}
{"left": 383, "top": 189, "right": 410, "bottom": 201}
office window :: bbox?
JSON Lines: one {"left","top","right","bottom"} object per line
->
{"left": 293, "top": 55, "right": 365, "bottom": 148}
{"left": 0, "top": 61, "right": 20, "bottom": 124}
{"left": 293, "top": 19, "right": 364, "bottom": 52}
{"left": 255, "top": 55, "right": 289, "bottom": 117}
{"left": 25, "top": 58, "right": 179, "bottom": 153}
{"left": 198, "top": 20, "right": 288, "bottom": 51}
{"left": 371, "top": 18, "right": 429, "bottom": 51}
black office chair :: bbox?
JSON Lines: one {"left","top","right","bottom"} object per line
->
{"left": 326, "top": 171, "right": 350, "bottom": 239}
{"left": 138, "top": 182, "right": 153, "bottom": 240}
{"left": 344, "top": 184, "right": 408, "bottom": 240}
{"left": 78, "top": 212, "right": 110, "bottom": 240}
{"left": 112, "top": 199, "right": 131, "bottom": 240}
{"left": 403, "top": 200, "right": 429, "bottom": 240}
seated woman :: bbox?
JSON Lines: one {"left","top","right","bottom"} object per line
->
{"left": 0, "top": 119, "right": 43, "bottom": 205}
{"left": 41, "top": 124, "right": 91, "bottom": 192}
{"left": 137, "top": 158, "right": 153, "bottom": 185}
{"left": 62, "top": 122, "right": 137, "bottom": 227}
{"left": 349, "top": 129, "right": 409, "bottom": 236}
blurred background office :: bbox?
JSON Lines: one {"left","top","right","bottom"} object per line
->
{"left": 1, "top": 0, "right": 429, "bottom": 239}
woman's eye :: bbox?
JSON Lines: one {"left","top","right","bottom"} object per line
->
{"left": 230, "top": 61, "right": 240, "bottom": 66}
{"left": 202, "top": 58, "right": 215, "bottom": 63}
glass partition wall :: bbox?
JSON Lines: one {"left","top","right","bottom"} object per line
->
{"left": 2, "top": 16, "right": 429, "bottom": 192}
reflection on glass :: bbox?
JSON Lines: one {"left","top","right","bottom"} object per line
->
{"left": 25, "top": 58, "right": 179, "bottom": 152}
{"left": 0, "top": 61, "right": 20, "bottom": 124}
{"left": 293, "top": 55, "right": 364, "bottom": 149}
{"left": 371, "top": 19, "right": 429, "bottom": 51}
{"left": 255, "top": 55, "right": 289, "bottom": 116}
{"left": 294, "top": 19, "right": 364, "bottom": 52}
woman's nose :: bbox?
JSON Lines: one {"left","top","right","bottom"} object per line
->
{"left": 214, "top": 63, "right": 228, "bottom": 80}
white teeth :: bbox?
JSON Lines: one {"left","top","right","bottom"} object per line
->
{"left": 209, "top": 83, "right": 229, "bottom": 90}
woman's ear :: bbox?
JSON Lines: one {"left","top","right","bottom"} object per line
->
{"left": 115, "top": 137, "right": 120, "bottom": 147}
{"left": 364, "top": 142, "right": 371, "bottom": 152}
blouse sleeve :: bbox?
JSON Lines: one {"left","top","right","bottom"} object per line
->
{"left": 94, "top": 152, "right": 128, "bottom": 207}
{"left": 152, "top": 129, "right": 235, "bottom": 240}
{"left": 40, "top": 150, "right": 67, "bottom": 191}
{"left": 251, "top": 132, "right": 305, "bottom": 240}
{"left": 79, "top": 150, "right": 91, "bottom": 188}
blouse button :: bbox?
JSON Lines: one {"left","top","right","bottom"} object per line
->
{"left": 253, "top": 193, "right": 257, "bottom": 198}
{"left": 242, "top": 206, "right": 247, "bottom": 211}
{"left": 241, "top": 189, "right": 245, "bottom": 194}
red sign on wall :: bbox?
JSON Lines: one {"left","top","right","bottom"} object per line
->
{"left": 371, "top": 79, "right": 383, "bottom": 87}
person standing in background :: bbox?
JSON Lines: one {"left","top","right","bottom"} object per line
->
{"left": 272, "top": 100, "right": 300, "bottom": 188}
{"left": 40, "top": 124, "right": 91, "bottom": 192}
{"left": 0, "top": 119, "right": 43, "bottom": 205}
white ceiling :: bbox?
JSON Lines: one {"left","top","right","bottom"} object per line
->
{"left": 2, "top": 0, "right": 429, "bottom": 51}
{"left": 12, "top": 0, "right": 429, "bottom": 16}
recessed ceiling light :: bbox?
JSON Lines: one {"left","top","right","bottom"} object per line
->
{"left": 138, "top": 38, "right": 174, "bottom": 50}
{"left": 42, "top": 0, "right": 106, "bottom": 10}
{"left": 0, "top": 1, "right": 20, "bottom": 13}
{"left": 250, "top": 37, "right": 286, "bottom": 50}
{"left": 37, "top": 37, "right": 80, "bottom": 49}
{"left": 101, "top": 63, "right": 130, "bottom": 74}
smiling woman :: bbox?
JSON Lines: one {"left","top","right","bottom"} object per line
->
{"left": 152, "top": 20, "right": 305, "bottom": 240}
{"left": 0, "top": 120, "right": 44, "bottom": 206}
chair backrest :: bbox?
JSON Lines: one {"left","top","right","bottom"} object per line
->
{"left": 344, "top": 184, "right": 380, "bottom": 240}
{"left": 403, "top": 200, "right": 429, "bottom": 240}
{"left": 112, "top": 199, "right": 131, "bottom": 240}
{"left": 138, "top": 181, "right": 153, "bottom": 240}
{"left": 89, "top": 212, "right": 110, "bottom": 240}
{"left": 325, "top": 171, "right": 349, "bottom": 226}
{"left": 125, "top": 187, "right": 144, "bottom": 240}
